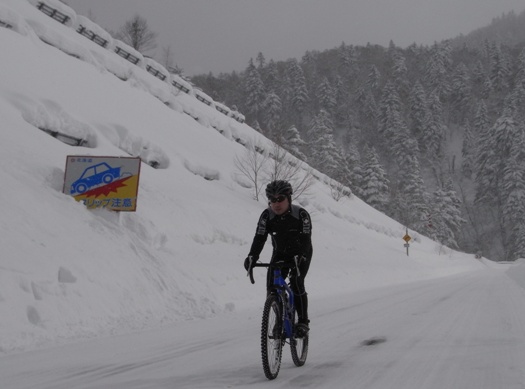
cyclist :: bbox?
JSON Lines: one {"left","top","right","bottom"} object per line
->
{"left": 244, "top": 180, "right": 313, "bottom": 335}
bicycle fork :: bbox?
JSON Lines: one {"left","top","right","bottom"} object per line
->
{"left": 273, "top": 270, "right": 295, "bottom": 339}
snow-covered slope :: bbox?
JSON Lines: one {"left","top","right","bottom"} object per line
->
{"left": 0, "top": 0, "right": 485, "bottom": 353}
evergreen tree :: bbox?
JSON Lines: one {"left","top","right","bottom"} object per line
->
{"left": 366, "top": 65, "right": 381, "bottom": 96}
{"left": 279, "top": 73, "right": 293, "bottom": 116}
{"left": 332, "top": 145, "right": 351, "bottom": 185}
{"left": 516, "top": 48, "right": 525, "bottom": 89}
{"left": 425, "top": 42, "right": 452, "bottom": 100}
{"left": 513, "top": 48, "right": 525, "bottom": 121}
{"left": 301, "top": 50, "right": 318, "bottom": 90}
{"left": 408, "top": 81, "right": 429, "bottom": 144}
{"left": 481, "top": 74, "right": 492, "bottom": 100}
{"left": 429, "top": 181, "right": 465, "bottom": 249}
{"left": 307, "top": 110, "right": 340, "bottom": 176}
{"left": 489, "top": 42, "right": 510, "bottom": 94}
{"left": 391, "top": 49, "right": 409, "bottom": 98}
{"left": 474, "top": 105, "right": 522, "bottom": 259}
{"left": 334, "top": 75, "right": 351, "bottom": 128}
{"left": 450, "top": 62, "right": 471, "bottom": 123}
{"left": 461, "top": 120, "right": 476, "bottom": 179}
{"left": 472, "top": 60, "right": 486, "bottom": 85}
{"left": 502, "top": 147, "right": 525, "bottom": 223}
{"left": 282, "top": 125, "right": 307, "bottom": 161}
{"left": 361, "top": 146, "right": 390, "bottom": 211}
{"left": 264, "top": 60, "right": 281, "bottom": 97}
{"left": 378, "top": 81, "right": 404, "bottom": 152}
{"left": 378, "top": 81, "right": 418, "bottom": 170}
{"left": 255, "top": 52, "right": 266, "bottom": 69}
{"left": 355, "top": 86, "right": 378, "bottom": 142}
{"left": 338, "top": 42, "right": 358, "bottom": 83}
{"left": 263, "top": 91, "right": 282, "bottom": 138}
{"left": 316, "top": 77, "right": 337, "bottom": 114}
{"left": 363, "top": 89, "right": 378, "bottom": 124}
{"left": 394, "top": 155, "right": 429, "bottom": 230}
{"left": 443, "top": 179, "right": 465, "bottom": 246}
{"left": 344, "top": 143, "right": 363, "bottom": 196}
{"left": 476, "top": 107, "right": 518, "bottom": 206}
{"left": 243, "top": 59, "right": 266, "bottom": 124}
{"left": 421, "top": 91, "right": 446, "bottom": 161}
{"left": 472, "top": 100, "right": 490, "bottom": 136}
{"left": 286, "top": 59, "right": 309, "bottom": 116}
{"left": 502, "top": 142, "right": 525, "bottom": 259}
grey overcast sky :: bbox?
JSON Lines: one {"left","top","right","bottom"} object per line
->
{"left": 65, "top": 0, "right": 525, "bottom": 76}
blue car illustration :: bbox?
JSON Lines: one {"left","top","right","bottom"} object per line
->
{"left": 71, "top": 162, "right": 121, "bottom": 194}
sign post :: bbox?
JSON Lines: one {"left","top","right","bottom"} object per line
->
{"left": 402, "top": 227, "right": 412, "bottom": 256}
{"left": 63, "top": 156, "right": 141, "bottom": 211}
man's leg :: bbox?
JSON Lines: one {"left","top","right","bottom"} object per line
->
{"left": 291, "top": 258, "right": 311, "bottom": 327}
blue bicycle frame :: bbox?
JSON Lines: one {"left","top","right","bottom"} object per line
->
{"left": 249, "top": 260, "right": 298, "bottom": 339}
{"left": 273, "top": 268, "right": 295, "bottom": 339}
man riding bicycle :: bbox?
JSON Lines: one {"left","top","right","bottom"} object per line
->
{"left": 245, "top": 180, "right": 313, "bottom": 335}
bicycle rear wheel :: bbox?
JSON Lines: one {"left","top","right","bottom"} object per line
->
{"left": 290, "top": 321, "right": 309, "bottom": 366}
{"left": 261, "top": 294, "right": 283, "bottom": 380}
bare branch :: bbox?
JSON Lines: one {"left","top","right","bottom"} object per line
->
{"left": 329, "top": 179, "right": 352, "bottom": 202}
{"left": 265, "top": 143, "right": 314, "bottom": 202}
{"left": 233, "top": 140, "right": 269, "bottom": 200}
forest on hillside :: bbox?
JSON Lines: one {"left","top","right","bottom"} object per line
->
{"left": 191, "top": 10, "right": 525, "bottom": 261}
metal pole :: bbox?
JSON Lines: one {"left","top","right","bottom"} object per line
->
{"left": 405, "top": 227, "right": 409, "bottom": 256}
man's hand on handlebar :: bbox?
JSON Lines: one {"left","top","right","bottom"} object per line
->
{"left": 245, "top": 256, "right": 259, "bottom": 284}
{"left": 244, "top": 255, "right": 256, "bottom": 271}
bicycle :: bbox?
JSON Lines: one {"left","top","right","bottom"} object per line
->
{"left": 247, "top": 257, "right": 309, "bottom": 380}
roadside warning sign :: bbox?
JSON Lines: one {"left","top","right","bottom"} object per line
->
{"left": 402, "top": 228, "right": 412, "bottom": 256}
{"left": 63, "top": 156, "right": 141, "bottom": 211}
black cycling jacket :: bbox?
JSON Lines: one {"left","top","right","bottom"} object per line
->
{"left": 248, "top": 204, "right": 313, "bottom": 262}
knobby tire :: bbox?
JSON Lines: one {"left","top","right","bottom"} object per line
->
{"left": 290, "top": 318, "right": 309, "bottom": 366}
{"left": 261, "top": 294, "right": 283, "bottom": 380}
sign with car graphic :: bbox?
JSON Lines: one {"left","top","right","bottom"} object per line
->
{"left": 63, "top": 156, "right": 141, "bottom": 211}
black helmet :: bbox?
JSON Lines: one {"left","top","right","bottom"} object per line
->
{"left": 265, "top": 180, "right": 293, "bottom": 199}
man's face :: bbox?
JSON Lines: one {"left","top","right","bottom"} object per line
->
{"left": 269, "top": 195, "right": 289, "bottom": 215}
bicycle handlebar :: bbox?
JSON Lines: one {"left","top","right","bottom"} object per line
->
{"left": 247, "top": 261, "right": 267, "bottom": 284}
{"left": 247, "top": 256, "right": 301, "bottom": 284}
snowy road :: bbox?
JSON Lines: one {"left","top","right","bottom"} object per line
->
{"left": 3, "top": 268, "right": 525, "bottom": 389}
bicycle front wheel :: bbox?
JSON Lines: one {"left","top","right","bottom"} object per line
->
{"left": 290, "top": 324, "right": 309, "bottom": 366}
{"left": 261, "top": 294, "right": 283, "bottom": 380}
